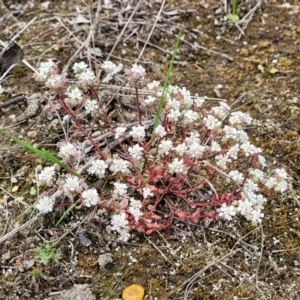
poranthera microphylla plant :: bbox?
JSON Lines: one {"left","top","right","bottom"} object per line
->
{"left": 33, "top": 59, "right": 288, "bottom": 241}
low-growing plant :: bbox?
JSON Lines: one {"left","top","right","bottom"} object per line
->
{"left": 31, "top": 267, "right": 42, "bottom": 279}
{"left": 35, "top": 244, "right": 62, "bottom": 265}
{"left": 2, "top": 41, "right": 289, "bottom": 242}
{"left": 226, "top": 0, "right": 240, "bottom": 22}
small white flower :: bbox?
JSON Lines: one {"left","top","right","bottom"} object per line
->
{"left": 240, "top": 142, "right": 262, "bottom": 156}
{"left": 84, "top": 99, "right": 99, "bottom": 114}
{"left": 211, "top": 102, "right": 230, "bottom": 119}
{"left": 126, "top": 64, "right": 146, "bottom": 81}
{"left": 227, "top": 144, "right": 240, "bottom": 160}
{"left": 228, "top": 170, "right": 244, "bottom": 184}
{"left": 274, "top": 168, "right": 288, "bottom": 180}
{"left": 66, "top": 87, "right": 82, "bottom": 107}
{"left": 88, "top": 159, "right": 108, "bottom": 178}
{"left": 38, "top": 166, "right": 56, "bottom": 186}
{"left": 248, "top": 208, "right": 264, "bottom": 225}
{"left": 147, "top": 80, "right": 160, "bottom": 90}
{"left": 185, "top": 132, "right": 200, "bottom": 145}
{"left": 82, "top": 188, "right": 99, "bottom": 207}
{"left": 249, "top": 168, "right": 265, "bottom": 182}
{"left": 58, "top": 142, "right": 80, "bottom": 162}
{"left": 111, "top": 212, "right": 129, "bottom": 233}
{"left": 204, "top": 115, "right": 222, "bottom": 130}
{"left": 244, "top": 179, "right": 259, "bottom": 193}
{"left": 78, "top": 69, "right": 95, "bottom": 82}
{"left": 142, "top": 187, "right": 154, "bottom": 199}
{"left": 223, "top": 125, "right": 238, "bottom": 140}
{"left": 235, "top": 130, "right": 249, "bottom": 143}
{"left": 0, "top": 84, "right": 3, "bottom": 95}
{"left": 166, "top": 98, "right": 180, "bottom": 110}
{"left": 36, "top": 196, "right": 55, "bottom": 213}
{"left": 179, "top": 87, "right": 193, "bottom": 108}
{"left": 182, "top": 110, "right": 199, "bottom": 124}
{"left": 274, "top": 180, "right": 288, "bottom": 193}
{"left": 72, "top": 62, "right": 88, "bottom": 74}
{"left": 236, "top": 199, "right": 253, "bottom": 215}
{"left": 218, "top": 203, "right": 237, "bottom": 221}
{"left": 254, "top": 194, "right": 267, "bottom": 206}
{"left": 145, "top": 95, "right": 157, "bottom": 105}
{"left": 129, "top": 198, "right": 142, "bottom": 209}
{"left": 258, "top": 155, "right": 266, "bottom": 167}
{"left": 168, "top": 85, "right": 180, "bottom": 96}
{"left": 211, "top": 141, "right": 221, "bottom": 152}
{"left": 129, "top": 206, "right": 143, "bottom": 222}
{"left": 46, "top": 74, "right": 65, "bottom": 89}
{"left": 175, "top": 143, "right": 188, "bottom": 156}
{"left": 229, "top": 111, "right": 252, "bottom": 125}
{"left": 118, "top": 229, "right": 131, "bottom": 242}
{"left": 264, "top": 177, "right": 277, "bottom": 189}
{"left": 158, "top": 139, "right": 173, "bottom": 155}
{"left": 128, "top": 144, "right": 144, "bottom": 160}
{"left": 110, "top": 158, "right": 130, "bottom": 174}
{"left": 154, "top": 125, "right": 167, "bottom": 138}
{"left": 37, "top": 60, "right": 56, "bottom": 81}
{"left": 64, "top": 175, "right": 81, "bottom": 193}
{"left": 168, "top": 158, "right": 186, "bottom": 174}
{"left": 167, "top": 108, "right": 181, "bottom": 121}
{"left": 215, "top": 154, "right": 231, "bottom": 169}
{"left": 129, "top": 198, "right": 143, "bottom": 222}
{"left": 129, "top": 125, "right": 145, "bottom": 141}
{"left": 101, "top": 61, "right": 117, "bottom": 72}
{"left": 194, "top": 97, "right": 205, "bottom": 107}
{"left": 187, "top": 143, "right": 206, "bottom": 159}
{"left": 113, "top": 182, "right": 128, "bottom": 197}
{"left": 115, "top": 126, "right": 127, "bottom": 139}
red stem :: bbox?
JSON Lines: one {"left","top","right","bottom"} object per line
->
{"left": 58, "top": 93, "right": 107, "bottom": 160}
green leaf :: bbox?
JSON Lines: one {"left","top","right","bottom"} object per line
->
{"left": 151, "top": 30, "right": 182, "bottom": 140}
{"left": 0, "top": 129, "right": 82, "bottom": 178}
{"left": 56, "top": 203, "right": 76, "bottom": 226}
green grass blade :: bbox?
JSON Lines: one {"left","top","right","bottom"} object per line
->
{"left": 56, "top": 203, "right": 76, "bottom": 225}
{"left": 152, "top": 30, "right": 182, "bottom": 137}
{"left": 0, "top": 129, "right": 82, "bottom": 178}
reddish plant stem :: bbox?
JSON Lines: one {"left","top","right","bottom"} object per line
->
{"left": 135, "top": 85, "right": 142, "bottom": 125}
{"left": 58, "top": 93, "right": 106, "bottom": 160}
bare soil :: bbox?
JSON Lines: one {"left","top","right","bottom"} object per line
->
{"left": 1, "top": 1, "right": 300, "bottom": 299}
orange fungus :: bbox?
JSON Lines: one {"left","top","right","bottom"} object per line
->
{"left": 122, "top": 284, "right": 145, "bottom": 300}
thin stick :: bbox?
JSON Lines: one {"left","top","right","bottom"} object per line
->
{"left": 0, "top": 212, "right": 44, "bottom": 244}
{"left": 106, "top": 0, "right": 143, "bottom": 62}
{"left": 144, "top": 235, "right": 172, "bottom": 264}
{"left": 135, "top": 0, "right": 166, "bottom": 63}
{"left": 61, "top": 0, "right": 102, "bottom": 74}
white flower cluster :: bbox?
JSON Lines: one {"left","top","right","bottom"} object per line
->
{"left": 35, "top": 170, "right": 100, "bottom": 213}
{"left": 125, "top": 64, "right": 146, "bottom": 81}
{"left": 38, "top": 165, "right": 57, "bottom": 186}
{"left": 35, "top": 195, "right": 55, "bottom": 213}
{"left": 34, "top": 59, "right": 67, "bottom": 89}
{"left": 218, "top": 167, "right": 288, "bottom": 225}
{"left": 111, "top": 212, "right": 131, "bottom": 241}
{"left": 110, "top": 198, "right": 143, "bottom": 241}
{"left": 57, "top": 142, "right": 81, "bottom": 162}
{"left": 88, "top": 159, "right": 108, "bottom": 178}
{"left": 66, "top": 87, "right": 82, "bottom": 107}
{"left": 101, "top": 61, "right": 116, "bottom": 73}
{"left": 73, "top": 62, "right": 95, "bottom": 84}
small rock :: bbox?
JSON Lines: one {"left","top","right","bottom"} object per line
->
{"left": 98, "top": 253, "right": 113, "bottom": 270}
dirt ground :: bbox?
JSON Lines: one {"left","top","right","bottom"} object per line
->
{"left": 1, "top": 0, "right": 300, "bottom": 299}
